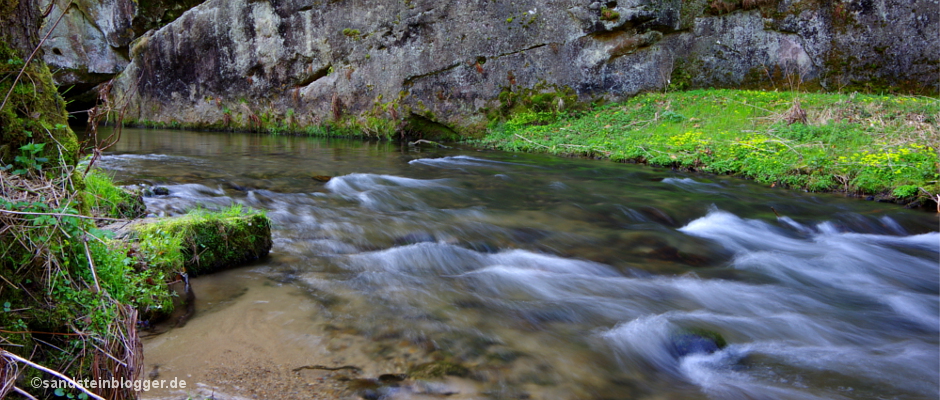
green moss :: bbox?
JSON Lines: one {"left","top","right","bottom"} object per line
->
{"left": 600, "top": 6, "right": 620, "bottom": 21}
{"left": 342, "top": 28, "right": 362, "bottom": 39}
{"left": 133, "top": 205, "right": 272, "bottom": 277}
{"left": 678, "top": 0, "right": 708, "bottom": 29}
{"left": 405, "top": 113, "right": 459, "bottom": 140}
{"left": 669, "top": 59, "right": 701, "bottom": 91}
{"left": 0, "top": 185, "right": 172, "bottom": 396}
{"left": 0, "top": 42, "right": 78, "bottom": 170}
{"left": 0, "top": 31, "right": 142, "bottom": 399}
{"left": 492, "top": 82, "right": 582, "bottom": 123}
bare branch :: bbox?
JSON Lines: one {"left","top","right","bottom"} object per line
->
{"left": 1, "top": 350, "right": 106, "bottom": 400}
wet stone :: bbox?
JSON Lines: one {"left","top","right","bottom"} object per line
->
{"left": 671, "top": 329, "right": 727, "bottom": 357}
{"left": 393, "top": 232, "right": 436, "bottom": 246}
{"left": 409, "top": 360, "right": 470, "bottom": 379}
{"left": 461, "top": 241, "right": 500, "bottom": 253}
{"left": 509, "top": 227, "right": 551, "bottom": 243}
{"left": 638, "top": 206, "right": 677, "bottom": 226}
{"left": 647, "top": 246, "right": 712, "bottom": 266}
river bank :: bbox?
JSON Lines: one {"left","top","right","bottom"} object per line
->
{"left": 119, "top": 89, "right": 940, "bottom": 210}
{"left": 476, "top": 89, "right": 940, "bottom": 210}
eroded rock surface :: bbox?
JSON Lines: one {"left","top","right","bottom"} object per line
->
{"left": 40, "top": 0, "right": 205, "bottom": 93}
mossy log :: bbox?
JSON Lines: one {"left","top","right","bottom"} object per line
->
{"left": 129, "top": 207, "right": 272, "bottom": 277}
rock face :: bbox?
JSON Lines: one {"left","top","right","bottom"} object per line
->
{"left": 40, "top": 0, "right": 135, "bottom": 91}
{"left": 39, "top": 0, "right": 205, "bottom": 94}
{"left": 98, "top": 0, "right": 937, "bottom": 136}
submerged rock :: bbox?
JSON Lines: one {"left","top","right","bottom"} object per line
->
{"left": 393, "top": 232, "right": 436, "bottom": 246}
{"left": 670, "top": 328, "right": 727, "bottom": 357}
{"left": 459, "top": 241, "right": 500, "bottom": 253}
{"left": 409, "top": 360, "right": 470, "bottom": 379}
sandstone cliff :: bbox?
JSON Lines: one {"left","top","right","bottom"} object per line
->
{"left": 63, "top": 0, "right": 938, "bottom": 136}
{"left": 39, "top": 0, "right": 203, "bottom": 95}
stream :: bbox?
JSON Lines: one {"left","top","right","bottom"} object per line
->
{"left": 96, "top": 128, "right": 939, "bottom": 400}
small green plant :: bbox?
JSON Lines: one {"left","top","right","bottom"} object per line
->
{"left": 360, "top": 116, "right": 398, "bottom": 140}
{"left": 54, "top": 386, "right": 90, "bottom": 399}
{"left": 661, "top": 110, "right": 685, "bottom": 122}
{"left": 891, "top": 184, "right": 919, "bottom": 198}
{"left": 341, "top": 28, "right": 361, "bottom": 39}
{"left": 4, "top": 142, "right": 49, "bottom": 175}
{"left": 600, "top": 6, "right": 620, "bottom": 21}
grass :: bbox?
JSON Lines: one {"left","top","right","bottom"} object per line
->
{"left": 83, "top": 169, "right": 146, "bottom": 219}
{"left": 478, "top": 89, "right": 939, "bottom": 206}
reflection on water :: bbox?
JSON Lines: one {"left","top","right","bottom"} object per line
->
{"left": 96, "top": 128, "right": 939, "bottom": 400}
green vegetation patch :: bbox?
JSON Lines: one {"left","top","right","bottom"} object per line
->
{"left": 132, "top": 205, "right": 272, "bottom": 277}
{"left": 83, "top": 169, "right": 146, "bottom": 219}
{"left": 0, "top": 169, "right": 172, "bottom": 398}
{"left": 478, "top": 89, "right": 939, "bottom": 205}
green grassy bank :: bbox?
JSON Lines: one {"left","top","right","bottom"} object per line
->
{"left": 478, "top": 89, "right": 939, "bottom": 207}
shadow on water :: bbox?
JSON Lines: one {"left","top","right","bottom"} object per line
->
{"left": 95, "top": 128, "right": 938, "bottom": 400}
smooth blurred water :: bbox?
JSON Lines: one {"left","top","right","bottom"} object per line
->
{"left": 98, "top": 128, "right": 939, "bottom": 400}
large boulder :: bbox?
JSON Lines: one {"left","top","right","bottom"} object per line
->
{"left": 101, "top": 0, "right": 936, "bottom": 136}
{"left": 39, "top": 0, "right": 206, "bottom": 95}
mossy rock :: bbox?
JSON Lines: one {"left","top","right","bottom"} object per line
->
{"left": 0, "top": 43, "right": 78, "bottom": 170}
{"left": 132, "top": 206, "right": 272, "bottom": 276}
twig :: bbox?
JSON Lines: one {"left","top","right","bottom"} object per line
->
{"left": 89, "top": 343, "right": 126, "bottom": 368}
{"left": 13, "top": 386, "right": 39, "bottom": 400}
{"left": 0, "top": 330, "right": 82, "bottom": 336}
{"left": 513, "top": 134, "right": 548, "bottom": 149}
{"left": 292, "top": 364, "right": 362, "bottom": 373}
{"left": 409, "top": 139, "right": 452, "bottom": 149}
{"left": 918, "top": 187, "right": 940, "bottom": 213}
{"left": 31, "top": 338, "right": 68, "bottom": 355}
{"left": 724, "top": 98, "right": 775, "bottom": 114}
{"left": 1, "top": 350, "right": 106, "bottom": 400}
{"left": 762, "top": 135, "right": 803, "bottom": 159}
{"left": 82, "top": 239, "right": 101, "bottom": 293}
{"left": 0, "top": 209, "right": 126, "bottom": 221}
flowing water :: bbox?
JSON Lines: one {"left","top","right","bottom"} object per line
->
{"left": 96, "top": 128, "right": 938, "bottom": 400}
